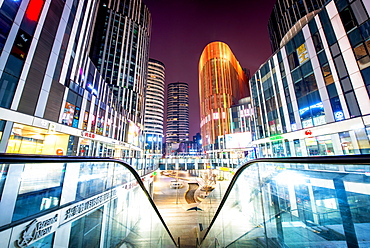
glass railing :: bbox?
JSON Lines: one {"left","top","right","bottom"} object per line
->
{"left": 199, "top": 155, "right": 370, "bottom": 248}
{"left": 0, "top": 154, "right": 177, "bottom": 248}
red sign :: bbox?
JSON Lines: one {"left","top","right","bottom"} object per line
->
{"left": 82, "top": 132, "right": 95, "bottom": 139}
{"left": 305, "top": 130, "right": 312, "bottom": 136}
{"left": 56, "top": 149, "right": 64, "bottom": 155}
{"left": 26, "top": 0, "right": 45, "bottom": 22}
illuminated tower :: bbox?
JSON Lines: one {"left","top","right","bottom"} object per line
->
{"left": 90, "top": 0, "right": 151, "bottom": 142}
{"left": 198, "top": 41, "right": 249, "bottom": 152}
{"left": 144, "top": 59, "right": 165, "bottom": 156}
{"left": 166, "top": 82, "right": 189, "bottom": 143}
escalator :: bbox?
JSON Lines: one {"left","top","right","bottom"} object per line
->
{"left": 0, "top": 154, "right": 177, "bottom": 248}
{"left": 198, "top": 155, "right": 370, "bottom": 248}
{"left": 2, "top": 154, "right": 370, "bottom": 247}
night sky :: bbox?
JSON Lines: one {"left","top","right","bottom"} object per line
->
{"left": 143, "top": 0, "right": 277, "bottom": 138}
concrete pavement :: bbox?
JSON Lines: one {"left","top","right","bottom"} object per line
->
{"left": 152, "top": 171, "right": 204, "bottom": 248}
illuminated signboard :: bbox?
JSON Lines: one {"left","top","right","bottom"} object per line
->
{"left": 334, "top": 111, "right": 345, "bottom": 121}
{"left": 299, "top": 102, "right": 323, "bottom": 116}
{"left": 11, "top": 31, "right": 32, "bottom": 60}
{"left": 82, "top": 131, "right": 95, "bottom": 139}
{"left": 26, "top": 0, "right": 45, "bottom": 22}
{"left": 127, "top": 120, "right": 140, "bottom": 146}
{"left": 297, "top": 43, "right": 309, "bottom": 64}
{"left": 225, "top": 132, "right": 252, "bottom": 149}
{"left": 147, "top": 135, "right": 162, "bottom": 142}
{"left": 239, "top": 108, "right": 253, "bottom": 117}
{"left": 302, "top": 118, "right": 313, "bottom": 128}
{"left": 270, "top": 135, "right": 283, "bottom": 141}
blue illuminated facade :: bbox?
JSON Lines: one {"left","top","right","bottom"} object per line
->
{"left": 251, "top": 0, "right": 370, "bottom": 157}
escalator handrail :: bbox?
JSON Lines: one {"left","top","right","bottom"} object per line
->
{"left": 0, "top": 153, "right": 178, "bottom": 246}
{"left": 199, "top": 154, "right": 370, "bottom": 245}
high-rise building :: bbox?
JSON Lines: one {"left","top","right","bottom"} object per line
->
{"left": 144, "top": 58, "right": 165, "bottom": 157}
{"left": 0, "top": 0, "right": 151, "bottom": 160}
{"left": 198, "top": 41, "right": 249, "bottom": 153}
{"left": 89, "top": 0, "right": 151, "bottom": 145}
{"left": 166, "top": 82, "right": 189, "bottom": 153}
{"left": 268, "top": 0, "right": 327, "bottom": 52}
{"left": 250, "top": 0, "right": 370, "bottom": 157}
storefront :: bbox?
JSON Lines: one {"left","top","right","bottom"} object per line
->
{"left": 6, "top": 123, "right": 70, "bottom": 155}
{"left": 253, "top": 117, "right": 370, "bottom": 158}
{"left": 3, "top": 122, "right": 144, "bottom": 159}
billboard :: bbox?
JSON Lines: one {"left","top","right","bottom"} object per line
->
{"left": 127, "top": 120, "right": 140, "bottom": 146}
{"left": 225, "top": 132, "right": 252, "bottom": 149}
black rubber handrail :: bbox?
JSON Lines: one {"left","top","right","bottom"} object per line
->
{"left": 0, "top": 153, "right": 178, "bottom": 247}
{"left": 199, "top": 154, "right": 370, "bottom": 246}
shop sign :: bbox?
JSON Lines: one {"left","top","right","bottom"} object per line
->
{"left": 313, "top": 115, "right": 326, "bottom": 126}
{"left": 80, "top": 139, "right": 89, "bottom": 145}
{"left": 240, "top": 108, "right": 253, "bottom": 117}
{"left": 305, "top": 130, "right": 312, "bottom": 136}
{"left": 334, "top": 111, "right": 345, "bottom": 121}
{"left": 56, "top": 148, "right": 64, "bottom": 155}
{"left": 81, "top": 131, "right": 95, "bottom": 139}
{"left": 147, "top": 136, "right": 160, "bottom": 142}
{"left": 302, "top": 119, "right": 314, "bottom": 128}
{"left": 16, "top": 214, "right": 59, "bottom": 248}
{"left": 270, "top": 135, "right": 283, "bottom": 141}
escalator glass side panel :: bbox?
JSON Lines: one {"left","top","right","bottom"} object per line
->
{"left": 200, "top": 158, "right": 370, "bottom": 248}
{"left": 0, "top": 156, "right": 176, "bottom": 248}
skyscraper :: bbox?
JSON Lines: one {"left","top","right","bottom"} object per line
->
{"left": 198, "top": 41, "right": 249, "bottom": 152}
{"left": 0, "top": 0, "right": 151, "bottom": 159}
{"left": 166, "top": 82, "right": 189, "bottom": 154}
{"left": 89, "top": 0, "right": 151, "bottom": 143}
{"left": 144, "top": 58, "right": 165, "bottom": 157}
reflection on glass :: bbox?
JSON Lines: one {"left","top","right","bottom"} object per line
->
{"left": 200, "top": 160, "right": 370, "bottom": 247}
{"left": 69, "top": 208, "right": 103, "bottom": 248}
{"left": 1, "top": 159, "right": 176, "bottom": 247}
{"left": 76, "top": 162, "right": 109, "bottom": 200}
{"left": 0, "top": 164, "right": 8, "bottom": 198}
{"left": 12, "top": 163, "right": 65, "bottom": 221}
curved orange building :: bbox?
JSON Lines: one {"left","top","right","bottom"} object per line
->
{"left": 198, "top": 41, "right": 249, "bottom": 151}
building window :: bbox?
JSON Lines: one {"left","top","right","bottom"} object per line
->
{"left": 340, "top": 76, "right": 353, "bottom": 93}
{"left": 345, "top": 91, "right": 361, "bottom": 117}
{"left": 312, "top": 32, "right": 324, "bottom": 52}
{"left": 288, "top": 52, "right": 300, "bottom": 70}
{"left": 353, "top": 39, "right": 370, "bottom": 70}
{"left": 334, "top": 55, "right": 349, "bottom": 79}
{"left": 322, "top": 64, "right": 334, "bottom": 85}
{"left": 340, "top": 7, "right": 358, "bottom": 32}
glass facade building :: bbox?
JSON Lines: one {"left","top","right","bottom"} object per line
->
{"left": 268, "top": 0, "right": 327, "bottom": 52}
{"left": 252, "top": 0, "right": 370, "bottom": 157}
{"left": 89, "top": 0, "right": 151, "bottom": 126}
{"left": 0, "top": 0, "right": 151, "bottom": 162}
{"left": 198, "top": 41, "right": 249, "bottom": 153}
{"left": 144, "top": 59, "right": 165, "bottom": 157}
